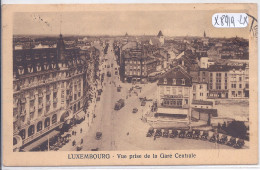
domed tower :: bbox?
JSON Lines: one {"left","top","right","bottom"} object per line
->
{"left": 157, "top": 30, "right": 164, "bottom": 45}
{"left": 57, "top": 34, "right": 66, "bottom": 61}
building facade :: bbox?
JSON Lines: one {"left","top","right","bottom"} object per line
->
{"left": 13, "top": 34, "right": 98, "bottom": 151}
{"left": 156, "top": 66, "right": 192, "bottom": 121}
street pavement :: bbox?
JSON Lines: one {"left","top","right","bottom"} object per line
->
{"left": 59, "top": 40, "right": 232, "bottom": 151}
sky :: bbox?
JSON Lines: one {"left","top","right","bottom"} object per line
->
{"left": 13, "top": 11, "right": 249, "bottom": 38}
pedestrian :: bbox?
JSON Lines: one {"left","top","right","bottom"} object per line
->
{"left": 72, "top": 140, "right": 76, "bottom": 146}
{"left": 75, "top": 131, "right": 77, "bottom": 136}
{"left": 81, "top": 138, "right": 83, "bottom": 144}
{"left": 80, "top": 128, "right": 82, "bottom": 133}
{"left": 154, "top": 136, "right": 156, "bottom": 141}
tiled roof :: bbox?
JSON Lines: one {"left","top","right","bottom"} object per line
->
{"left": 158, "top": 66, "right": 192, "bottom": 86}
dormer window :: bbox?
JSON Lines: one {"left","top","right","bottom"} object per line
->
{"left": 27, "top": 65, "right": 33, "bottom": 73}
{"left": 18, "top": 66, "right": 24, "bottom": 75}
{"left": 172, "top": 79, "right": 176, "bottom": 85}
{"left": 51, "top": 63, "right": 56, "bottom": 69}
{"left": 163, "top": 78, "right": 167, "bottom": 84}
{"left": 44, "top": 64, "right": 49, "bottom": 70}
{"left": 36, "top": 64, "right": 41, "bottom": 72}
{"left": 182, "top": 79, "right": 185, "bottom": 85}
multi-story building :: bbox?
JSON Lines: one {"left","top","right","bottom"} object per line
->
{"left": 13, "top": 34, "right": 96, "bottom": 151}
{"left": 156, "top": 66, "right": 192, "bottom": 122}
{"left": 228, "top": 63, "right": 248, "bottom": 98}
{"left": 207, "top": 65, "right": 229, "bottom": 99}
{"left": 123, "top": 48, "right": 158, "bottom": 83}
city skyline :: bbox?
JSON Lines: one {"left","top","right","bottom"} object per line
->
{"left": 14, "top": 11, "right": 249, "bottom": 38}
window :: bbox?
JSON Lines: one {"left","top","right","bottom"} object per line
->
{"left": 239, "top": 84, "right": 242, "bottom": 88}
{"left": 178, "top": 87, "right": 182, "bottom": 95}
{"left": 200, "top": 85, "right": 203, "bottom": 89}
{"left": 239, "top": 77, "right": 242, "bottom": 81}
{"left": 232, "top": 91, "right": 235, "bottom": 96}
{"left": 163, "top": 78, "right": 167, "bottom": 84}
{"left": 28, "top": 125, "right": 35, "bottom": 137}
{"left": 37, "top": 121, "right": 42, "bottom": 132}
{"left": 166, "top": 87, "right": 170, "bottom": 95}
{"left": 225, "top": 73, "right": 227, "bottom": 77}
{"left": 172, "top": 79, "right": 176, "bottom": 85}
{"left": 52, "top": 114, "right": 57, "bottom": 124}
{"left": 172, "top": 87, "right": 176, "bottom": 95}
{"left": 238, "top": 91, "right": 242, "bottom": 96}
{"left": 182, "top": 79, "right": 185, "bottom": 85}
{"left": 203, "top": 72, "right": 205, "bottom": 76}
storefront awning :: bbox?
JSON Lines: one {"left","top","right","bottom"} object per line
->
{"left": 22, "top": 130, "right": 60, "bottom": 152}
{"left": 157, "top": 107, "right": 188, "bottom": 115}
{"left": 76, "top": 111, "right": 86, "bottom": 120}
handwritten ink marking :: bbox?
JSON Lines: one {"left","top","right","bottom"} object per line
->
{"left": 212, "top": 13, "right": 248, "bottom": 28}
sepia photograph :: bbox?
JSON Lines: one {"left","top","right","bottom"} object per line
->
{"left": 2, "top": 3, "right": 258, "bottom": 166}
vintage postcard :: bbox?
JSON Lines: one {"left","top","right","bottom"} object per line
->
{"left": 2, "top": 3, "right": 258, "bottom": 166}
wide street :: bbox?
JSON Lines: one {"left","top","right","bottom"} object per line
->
{"left": 60, "top": 40, "right": 232, "bottom": 151}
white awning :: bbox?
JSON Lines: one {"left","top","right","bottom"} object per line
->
{"left": 157, "top": 107, "right": 188, "bottom": 115}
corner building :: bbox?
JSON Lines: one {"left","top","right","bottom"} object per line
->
{"left": 13, "top": 34, "right": 89, "bottom": 151}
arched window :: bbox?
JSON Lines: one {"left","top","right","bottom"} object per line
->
{"left": 13, "top": 137, "right": 17, "bottom": 145}
{"left": 52, "top": 114, "right": 57, "bottom": 124}
{"left": 37, "top": 121, "right": 42, "bottom": 132}
{"left": 19, "top": 129, "right": 26, "bottom": 140}
{"left": 44, "top": 117, "right": 50, "bottom": 128}
{"left": 28, "top": 125, "right": 35, "bottom": 137}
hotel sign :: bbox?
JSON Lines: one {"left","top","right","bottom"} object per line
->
{"left": 164, "top": 95, "right": 183, "bottom": 98}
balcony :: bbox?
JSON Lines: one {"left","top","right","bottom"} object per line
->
{"left": 29, "top": 107, "right": 35, "bottom": 113}
{"left": 53, "top": 98, "right": 58, "bottom": 103}
{"left": 21, "top": 98, "right": 26, "bottom": 103}
{"left": 38, "top": 103, "right": 43, "bottom": 109}
{"left": 46, "top": 101, "right": 51, "bottom": 106}
{"left": 38, "top": 93, "right": 43, "bottom": 97}
{"left": 29, "top": 95, "right": 35, "bottom": 101}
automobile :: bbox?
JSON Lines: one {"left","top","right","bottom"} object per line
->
{"left": 179, "top": 130, "right": 186, "bottom": 138}
{"left": 233, "top": 139, "right": 245, "bottom": 149}
{"left": 117, "top": 86, "right": 121, "bottom": 92}
{"left": 132, "top": 108, "right": 138, "bottom": 113}
{"left": 209, "top": 133, "right": 218, "bottom": 143}
{"left": 217, "top": 134, "right": 228, "bottom": 144}
{"left": 146, "top": 127, "right": 154, "bottom": 137}
{"left": 96, "top": 97, "right": 100, "bottom": 101}
{"left": 155, "top": 129, "right": 162, "bottom": 137}
{"left": 186, "top": 130, "right": 193, "bottom": 139}
{"left": 227, "top": 137, "right": 236, "bottom": 147}
{"left": 114, "top": 99, "right": 125, "bottom": 110}
{"left": 169, "top": 129, "right": 178, "bottom": 138}
{"left": 98, "top": 89, "right": 102, "bottom": 95}
{"left": 96, "top": 132, "right": 102, "bottom": 140}
{"left": 200, "top": 131, "right": 209, "bottom": 141}
{"left": 141, "top": 101, "right": 146, "bottom": 106}
{"left": 76, "top": 145, "right": 83, "bottom": 151}
{"left": 162, "top": 129, "right": 169, "bottom": 138}
{"left": 192, "top": 130, "right": 200, "bottom": 140}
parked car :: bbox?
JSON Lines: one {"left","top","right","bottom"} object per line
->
{"left": 227, "top": 137, "right": 236, "bottom": 147}
{"left": 233, "top": 139, "right": 245, "bottom": 149}
{"left": 162, "top": 129, "right": 169, "bottom": 138}
{"left": 132, "top": 108, "right": 138, "bottom": 113}
{"left": 96, "top": 96, "right": 100, "bottom": 101}
{"left": 200, "top": 131, "right": 209, "bottom": 141}
{"left": 96, "top": 132, "right": 102, "bottom": 140}
{"left": 146, "top": 127, "right": 154, "bottom": 137}
{"left": 141, "top": 101, "right": 146, "bottom": 106}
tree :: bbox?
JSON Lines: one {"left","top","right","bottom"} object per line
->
{"left": 226, "top": 121, "right": 247, "bottom": 139}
